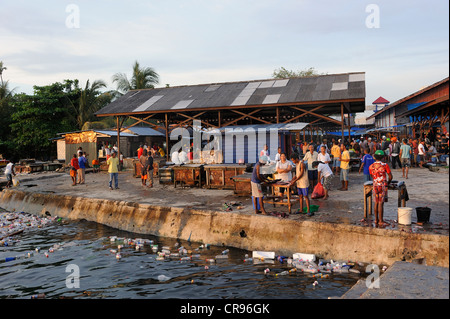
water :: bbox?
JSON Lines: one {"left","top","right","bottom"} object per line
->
{"left": 0, "top": 217, "right": 362, "bottom": 299}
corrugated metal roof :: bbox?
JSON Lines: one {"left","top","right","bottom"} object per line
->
{"left": 96, "top": 72, "right": 366, "bottom": 116}
{"left": 125, "top": 127, "right": 165, "bottom": 136}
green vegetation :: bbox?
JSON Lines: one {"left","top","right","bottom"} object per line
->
{"left": 0, "top": 61, "right": 160, "bottom": 161}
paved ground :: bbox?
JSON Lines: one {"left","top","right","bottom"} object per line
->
{"left": 341, "top": 261, "right": 449, "bottom": 299}
{"left": 1, "top": 164, "right": 448, "bottom": 236}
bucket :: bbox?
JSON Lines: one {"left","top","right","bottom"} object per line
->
{"left": 416, "top": 207, "right": 431, "bottom": 223}
{"left": 398, "top": 207, "right": 413, "bottom": 225}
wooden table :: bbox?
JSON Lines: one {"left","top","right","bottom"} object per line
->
{"left": 173, "top": 164, "right": 204, "bottom": 188}
{"left": 265, "top": 182, "right": 297, "bottom": 214}
{"left": 363, "top": 182, "right": 409, "bottom": 218}
{"left": 231, "top": 173, "right": 252, "bottom": 196}
{"left": 204, "top": 164, "right": 247, "bottom": 189}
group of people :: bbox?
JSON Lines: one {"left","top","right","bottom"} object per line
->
{"left": 252, "top": 136, "right": 419, "bottom": 226}
{"left": 252, "top": 141, "right": 353, "bottom": 217}
{"left": 138, "top": 147, "right": 154, "bottom": 188}
{"left": 69, "top": 146, "right": 120, "bottom": 190}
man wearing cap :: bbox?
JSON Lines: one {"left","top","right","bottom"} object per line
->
{"left": 251, "top": 156, "right": 269, "bottom": 215}
{"left": 369, "top": 150, "right": 393, "bottom": 227}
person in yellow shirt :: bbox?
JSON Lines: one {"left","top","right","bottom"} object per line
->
{"left": 330, "top": 140, "right": 341, "bottom": 175}
{"left": 107, "top": 151, "right": 120, "bottom": 190}
{"left": 339, "top": 143, "right": 351, "bottom": 191}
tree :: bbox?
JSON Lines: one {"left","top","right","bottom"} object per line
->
{"left": 0, "top": 61, "right": 16, "bottom": 158}
{"left": 112, "top": 61, "right": 160, "bottom": 95}
{"left": 66, "top": 79, "right": 113, "bottom": 129}
{"left": 9, "top": 81, "right": 79, "bottom": 159}
{"left": 272, "top": 67, "right": 326, "bottom": 79}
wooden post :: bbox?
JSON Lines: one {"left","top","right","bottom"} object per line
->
{"left": 116, "top": 116, "right": 120, "bottom": 158}
{"left": 341, "top": 104, "right": 345, "bottom": 142}
{"left": 276, "top": 107, "right": 280, "bottom": 124}
{"left": 218, "top": 111, "right": 222, "bottom": 128}
{"left": 165, "top": 113, "right": 169, "bottom": 161}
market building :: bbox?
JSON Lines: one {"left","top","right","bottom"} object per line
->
{"left": 95, "top": 72, "right": 366, "bottom": 162}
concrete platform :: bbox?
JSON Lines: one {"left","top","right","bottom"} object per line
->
{"left": 1, "top": 165, "right": 448, "bottom": 235}
{"left": 341, "top": 261, "right": 449, "bottom": 299}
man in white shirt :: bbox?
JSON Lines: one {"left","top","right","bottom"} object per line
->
{"left": 274, "top": 147, "right": 282, "bottom": 162}
{"left": 418, "top": 140, "right": 426, "bottom": 168}
{"left": 4, "top": 161, "right": 16, "bottom": 188}
{"left": 317, "top": 145, "right": 331, "bottom": 165}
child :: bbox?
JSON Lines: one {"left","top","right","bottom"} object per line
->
{"left": 92, "top": 159, "right": 100, "bottom": 173}
{"left": 369, "top": 150, "right": 393, "bottom": 227}
{"left": 70, "top": 154, "right": 79, "bottom": 186}
{"left": 359, "top": 147, "right": 375, "bottom": 182}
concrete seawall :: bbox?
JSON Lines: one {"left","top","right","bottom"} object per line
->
{"left": 0, "top": 189, "right": 448, "bottom": 267}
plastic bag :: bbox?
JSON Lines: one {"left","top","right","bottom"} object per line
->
{"left": 12, "top": 178, "right": 20, "bottom": 187}
{"left": 311, "top": 182, "right": 325, "bottom": 199}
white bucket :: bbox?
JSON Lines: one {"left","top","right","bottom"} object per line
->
{"left": 398, "top": 207, "right": 413, "bottom": 225}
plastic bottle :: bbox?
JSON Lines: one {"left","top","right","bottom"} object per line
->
{"left": 5, "top": 257, "right": 16, "bottom": 262}
{"left": 215, "top": 255, "right": 228, "bottom": 260}
{"left": 222, "top": 249, "right": 229, "bottom": 255}
{"left": 276, "top": 271, "right": 289, "bottom": 277}
{"left": 180, "top": 257, "right": 191, "bottom": 261}
{"left": 31, "top": 293, "right": 46, "bottom": 299}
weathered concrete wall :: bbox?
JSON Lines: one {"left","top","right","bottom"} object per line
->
{"left": 1, "top": 189, "right": 448, "bottom": 267}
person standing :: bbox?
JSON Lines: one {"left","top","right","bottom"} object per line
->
{"left": 289, "top": 154, "right": 311, "bottom": 215}
{"left": 359, "top": 147, "right": 375, "bottom": 183}
{"left": 339, "top": 143, "right": 351, "bottom": 191}
{"left": 390, "top": 137, "right": 402, "bottom": 169}
{"left": 317, "top": 145, "right": 331, "bottom": 166}
{"left": 260, "top": 144, "right": 270, "bottom": 161}
{"left": 400, "top": 138, "right": 412, "bottom": 179}
{"left": 274, "top": 147, "right": 282, "bottom": 162}
{"left": 313, "top": 160, "right": 333, "bottom": 200}
{"left": 139, "top": 149, "right": 149, "bottom": 187}
{"left": 251, "top": 156, "right": 269, "bottom": 215}
{"left": 137, "top": 145, "right": 144, "bottom": 159}
{"left": 330, "top": 140, "right": 341, "bottom": 175}
{"left": 369, "top": 150, "right": 393, "bottom": 227}
{"left": 418, "top": 139, "right": 426, "bottom": 168}
{"left": 107, "top": 151, "right": 120, "bottom": 190}
{"left": 411, "top": 138, "right": 419, "bottom": 167}
{"left": 275, "top": 153, "right": 292, "bottom": 197}
{"left": 147, "top": 151, "right": 154, "bottom": 188}
{"left": 70, "top": 154, "right": 79, "bottom": 186}
{"left": 303, "top": 144, "right": 319, "bottom": 192}
{"left": 4, "top": 161, "right": 15, "bottom": 188}
{"left": 77, "top": 152, "right": 87, "bottom": 184}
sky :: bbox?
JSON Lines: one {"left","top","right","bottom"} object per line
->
{"left": 0, "top": 0, "right": 448, "bottom": 107}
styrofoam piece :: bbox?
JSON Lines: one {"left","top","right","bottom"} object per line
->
{"left": 293, "top": 253, "right": 316, "bottom": 262}
{"left": 252, "top": 251, "right": 275, "bottom": 259}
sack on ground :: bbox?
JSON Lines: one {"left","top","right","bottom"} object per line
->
{"left": 311, "top": 182, "right": 325, "bottom": 199}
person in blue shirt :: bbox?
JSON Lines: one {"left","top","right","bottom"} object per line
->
{"left": 77, "top": 152, "right": 88, "bottom": 184}
{"left": 359, "top": 147, "right": 375, "bottom": 182}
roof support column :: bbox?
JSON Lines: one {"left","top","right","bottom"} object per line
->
{"left": 341, "top": 103, "right": 345, "bottom": 142}
{"left": 165, "top": 113, "right": 169, "bottom": 162}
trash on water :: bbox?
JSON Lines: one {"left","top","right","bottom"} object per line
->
{"left": 252, "top": 251, "right": 275, "bottom": 260}
{"left": 293, "top": 253, "right": 316, "bottom": 262}
{"left": 157, "top": 275, "right": 171, "bottom": 282}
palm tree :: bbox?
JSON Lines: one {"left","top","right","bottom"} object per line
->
{"left": 112, "top": 61, "right": 160, "bottom": 95}
{"left": 66, "top": 79, "right": 111, "bottom": 129}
